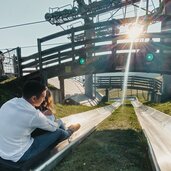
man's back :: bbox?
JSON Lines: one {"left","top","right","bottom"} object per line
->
{"left": 0, "top": 97, "right": 35, "bottom": 162}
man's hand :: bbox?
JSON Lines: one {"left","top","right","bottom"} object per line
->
{"left": 43, "top": 109, "right": 53, "bottom": 116}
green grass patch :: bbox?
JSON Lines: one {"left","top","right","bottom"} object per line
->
{"left": 145, "top": 101, "right": 171, "bottom": 116}
{"left": 54, "top": 104, "right": 152, "bottom": 171}
{"left": 0, "top": 77, "right": 24, "bottom": 106}
{"left": 54, "top": 101, "right": 110, "bottom": 118}
{"left": 54, "top": 104, "right": 97, "bottom": 118}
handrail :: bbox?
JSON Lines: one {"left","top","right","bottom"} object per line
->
{"left": 20, "top": 32, "right": 171, "bottom": 71}
{"left": 95, "top": 76, "right": 162, "bottom": 92}
{"left": 19, "top": 15, "right": 171, "bottom": 76}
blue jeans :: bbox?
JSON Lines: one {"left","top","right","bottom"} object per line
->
{"left": 46, "top": 115, "right": 66, "bottom": 130}
{"left": 31, "top": 119, "right": 66, "bottom": 137}
{"left": 56, "top": 119, "right": 66, "bottom": 130}
{"left": 19, "top": 128, "right": 71, "bottom": 162}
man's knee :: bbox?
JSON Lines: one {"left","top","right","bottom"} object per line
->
{"left": 56, "top": 129, "right": 70, "bottom": 140}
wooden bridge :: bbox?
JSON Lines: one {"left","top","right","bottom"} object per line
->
{"left": 3, "top": 18, "right": 171, "bottom": 80}
{"left": 94, "top": 75, "right": 162, "bottom": 102}
{"left": 1, "top": 13, "right": 171, "bottom": 103}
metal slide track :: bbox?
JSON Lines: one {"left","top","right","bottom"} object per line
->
{"left": 132, "top": 100, "right": 171, "bottom": 171}
{"left": 32, "top": 102, "right": 121, "bottom": 171}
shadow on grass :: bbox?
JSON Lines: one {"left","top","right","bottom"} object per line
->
{"left": 122, "top": 103, "right": 133, "bottom": 107}
{"left": 56, "top": 129, "right": 153, "bottom": 171}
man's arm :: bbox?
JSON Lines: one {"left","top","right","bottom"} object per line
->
{"left": 31, "top": 110, "right": 59, "bottom": 132}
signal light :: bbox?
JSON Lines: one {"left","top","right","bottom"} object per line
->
{"left": 78, "top": 51, "right": 87, "bottom": 65}
{"left": 79, "top": 57, "right": 86, "bottom": 65}
{"left": 145, "top": 53, "right": 154, "bottom": 62}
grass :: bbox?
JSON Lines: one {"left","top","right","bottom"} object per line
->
{"left": 54, "top": 103, "right": 98, "bottom": 118}
{"left": 0, "top": 77, "right": 23, "bottom": 106}
{"left": 53, "top": 102, "right": 152, "bottom": 171}
{"left": 99, "top": 89, "right": 149, "bottom": 103}
{"left": 2, "top": 91, "right": 170, "bottom": 171}
{"left": 54, "top": 101, "right": 111, "bottom": 118}
{"left": 145, "top": 101, "right": 171, "bottom": 116}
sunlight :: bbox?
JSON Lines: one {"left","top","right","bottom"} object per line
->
{"left": 121, "top": 0, "right": 144, "bottom": 104}
{"left": 127, "top": 23, "right": 144, "bottom": 40}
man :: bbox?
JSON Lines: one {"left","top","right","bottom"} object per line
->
{"left": 0, "top": 80, "right": 80, "bottom": 162}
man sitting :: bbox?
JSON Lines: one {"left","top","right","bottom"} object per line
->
{"left": 0, "top": 80, "right": 80, "bottom": 163}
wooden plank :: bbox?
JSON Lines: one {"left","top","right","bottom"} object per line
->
{"left": 95, "top": 76, "right": 162, "bottom": 92}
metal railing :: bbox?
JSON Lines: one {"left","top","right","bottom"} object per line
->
{"left": 0, "top": 48, "right": 22, "bottom": 78}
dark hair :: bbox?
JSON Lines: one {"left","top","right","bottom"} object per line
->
{"left": 22, "top": 80, "right": 47, "bottom": 99}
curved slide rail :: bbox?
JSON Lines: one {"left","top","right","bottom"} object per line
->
{"left": 132, "top": 100, "right": 171, "bottom": 171}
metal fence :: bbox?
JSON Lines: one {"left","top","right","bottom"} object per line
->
{"left": 0, "top": 48, "right": 21, "bottom": 78}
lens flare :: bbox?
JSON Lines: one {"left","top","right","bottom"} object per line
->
{"left": 127, "top": 23, "right": 144, "bottom": 40}
{"left": 121, "top": 0, "right": 144, "bottom": 104}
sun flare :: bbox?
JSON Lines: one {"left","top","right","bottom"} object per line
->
{"left": 127, "top": 23, "right": 144, "bottom": 40}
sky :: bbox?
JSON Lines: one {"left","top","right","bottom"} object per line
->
{"left": 0, "top": 0, "right": 78, "bottom": 55}
{"left": 0, "top": 0, "right": 159, "bottom": 56}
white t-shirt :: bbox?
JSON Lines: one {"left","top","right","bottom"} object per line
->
{"left": 0, "top": 97, "right": 59, "bottom": 162}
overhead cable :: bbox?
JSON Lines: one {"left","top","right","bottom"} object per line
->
{"left": 0, "top": 20, "right": 47, "bottom": 30}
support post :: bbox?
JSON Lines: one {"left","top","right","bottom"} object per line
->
{"left": 105, "top": 88, "right": 109, "bottom": 102}
{"left": 59, "top": 77, "right": 65, "bottom": 104}
{"left": 71, "top": 28, "right": 75, "bottom": 62}
{"left": 37, "top": 39, "right": 43, "bottom": 72}
{"left": 16, "top": 47, "right": 22, "bottom": 77}
{"left": 79, "top": 0, "right": 94, "bottom": 99}
{"left": 84, "top": 19, "right": 94, "bottom": 98}
{"left": 150, "top": 91, "right": 155, "bottom": 102}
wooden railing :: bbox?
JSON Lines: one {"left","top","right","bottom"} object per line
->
{"left": 95, "top": 76, "right": 162, "bottom": 93}
{"left": 17, "top": 17, "right": 171, "bottom": 78}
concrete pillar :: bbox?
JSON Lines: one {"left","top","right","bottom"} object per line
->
{"left": 161, "top": 74, "right": 171, "bottom": 101}
{"left": 147, "top": 91, "right": 150, "bottom": 101}
{"left": 59, "top": 77, "right": 65, "bottom": 104}
{"left": 49, "top": 87, "right": 61, "bottom": 104}
{"left": 150, "top": 91, "right": 155, "bottom": 102}
{"left": 85, "top": 74, "right": 93, "bottom": 98}
{"left": 105, "top": 88, "right": 109, "bottom": 102}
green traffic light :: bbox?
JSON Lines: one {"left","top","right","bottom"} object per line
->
{"left": 145, "top": 53, "right": 154, "bottom": 62}
{"left": 79, "top": 57, "right": 86, "bottom": 65}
